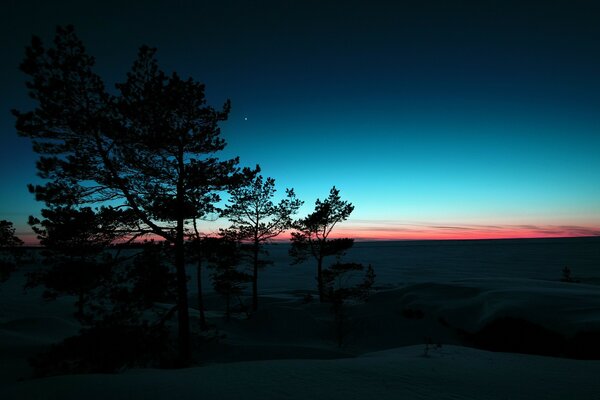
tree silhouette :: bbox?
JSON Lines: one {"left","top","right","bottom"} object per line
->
{"left": 13, "top": 25, "right": 253, "bottom": 361}
{"left": 0, "top": 220, "right": 23, "bottom": 248}
{"left": 322, "top": 262, "right": 375, "bottom": 346}
{"left": 290, "top": 186, "right": 355, "bottom": 302}
{"left": 27, "top": 206, "right": 134, "bottom": 319}
{"left": 0, "top": 220, "right": 24, "bottom": 283}
{"left": 186, "top": 235, "right": 222, "bottom": 330}
{"left": 84, "top": 240, "right": 177, "bottom": 328}
{"left": 222, "top": 175, "right": 302, "bottom": 311}
{"left": 186, "top": 179, "right": 255, "bottom": 331}
{"left": 205, "top": 237, "right": 251, "bottom": 320}
{"left": 29, "top": 240, "right": 178, "bottom": 375}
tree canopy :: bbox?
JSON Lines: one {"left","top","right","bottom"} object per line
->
{"left": 0, "top": 220, "right": 23, "bottom": 248}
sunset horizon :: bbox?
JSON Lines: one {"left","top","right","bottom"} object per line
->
{"left": 15, "top": 227, "right": 600, "bottom": 247}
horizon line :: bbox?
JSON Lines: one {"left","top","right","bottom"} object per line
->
{"left": 16, "top": 234, "right": 600, "bottom": 247}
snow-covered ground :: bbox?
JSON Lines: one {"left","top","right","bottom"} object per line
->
{"left": 1, "top": 238, "right": 600, "bottom": 399}
{"left": 4, "top": 345, "right": 600, "bottom": 400}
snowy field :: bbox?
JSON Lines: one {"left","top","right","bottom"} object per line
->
{"left": 1, "top": 237, "right": 600, "bottom": 399}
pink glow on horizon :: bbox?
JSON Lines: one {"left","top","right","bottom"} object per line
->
{"left": 331, "top": 229, "right": 597, "bottom": 241}
{"left": 272, "top": 222, "right": 600, "bottom": 241}
{"left": 16, "top": 223, "right": 600, "bottom": 245}
{"left": 330, "top": 224, "right": 600, "bottom": 241}
{"left": 267, "top": 223, "right": 600, "bottom": 241}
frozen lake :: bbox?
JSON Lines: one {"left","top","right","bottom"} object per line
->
{"left": 17, "top": 237, "right": 600, "bottom": 295}
{"left": 229, "top": 237, "right": 600, "bottom": 295}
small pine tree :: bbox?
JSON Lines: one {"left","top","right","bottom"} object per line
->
{"left": 28, "top": 241, "right": 177, "bottom": 377}
{"left": 207, "top": 238, "right": 252, "bottom": 320}
{"left": 322, "top": 262, "right": 375, "bottom": 346}
{"left": 222, "top": 174, "right": 302, "bottom": 311}
{"left": 0, "top": 220, "right": 23, "bottom": 248}
{"left": 186, "top": 236, "right": 213, "bottom": 331}
{"left": 0, "top": 220, "right": 24, "bottom": 283}
{"left": 84, "top": 241, "right": 177, "bottom": 328}
{"left": 560, "top": 266, "right": 579, "bottom": 283}
{"left": 290, "top": 187, "right": 354, "bottom": 302}
{"left": 27, "top": 206, "right": 134, "bottom": 319}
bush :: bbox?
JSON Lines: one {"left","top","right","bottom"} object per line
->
{"left": 402, "top": 308, "right": 425, "bottom": 320}
{"left": 0, "top": 259, "right": 17, "bottom": 283}
{"left": 29, "top": 324, "right": 170, "bottom": 377}
{"left": 560, "top": 266, "right": 580, "bottom": 283}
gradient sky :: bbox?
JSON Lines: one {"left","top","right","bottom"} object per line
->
{"left": 1, "top": 0, "right": 600, "bottom": 243}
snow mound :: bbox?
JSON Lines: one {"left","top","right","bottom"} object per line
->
{"left": 389, "top": 278, "right": 600, "bottom": 335}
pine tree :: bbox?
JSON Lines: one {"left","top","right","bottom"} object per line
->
{"left": 13, "top": 26, "right": 253, "bottom": 361}
{"left": 290, "top": 186, "right": 354, "bottom": 302}
{"left": 187, "top": 166, "right": 255, "bottom": 329}
{"left": 206, "top": 238, "right": 251, "bottom": 320}
{"left": 186, "top": 235, "right": 222, "bottom": 330}
{"left": 322, "top": 262, "right": 375, "bottom": 346}
{"left": 0, "top": 220, "right": 23, "bottom": 248}
{"left": 222, "top": 175, "right": 302, "bottom": 311}
{"left": 0, "top": 220, "right": 24, "bottom": 283}
{"left": 85, "top": 240, "right": 178, "bottom": 328}
{"left": 27, "top": 206, "right": 134, "bottom": 319}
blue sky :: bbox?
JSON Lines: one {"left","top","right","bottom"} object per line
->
{"left": 1, "top": 0, "right": 599, "bottom": 241}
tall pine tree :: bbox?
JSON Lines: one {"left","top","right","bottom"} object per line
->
{"left": 14, "top": 26, "right": 253, "bottom": 361}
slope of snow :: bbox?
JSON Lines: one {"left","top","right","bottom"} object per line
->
{"left": 2, "top": 345, "right": 599, "bottom": 400}
{"left": 384, "top": 278, "right": 600, "bottom": 336}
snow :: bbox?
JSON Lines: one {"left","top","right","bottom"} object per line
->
{"left": 3, "top": 346, "right": 600, "bottom": 400}
{"left": 1, "top": 238, "right": 600, "bottom": 399}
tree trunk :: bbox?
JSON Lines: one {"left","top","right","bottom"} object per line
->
{"left": 175, "top": 141, "right": 190, "bottom": 362}
{"left": 334, "top": 299, "right": 344, "bottom": 347}
{"left": 317, "top": 254, "right": 324, "bottom": 302}
{"left": 77, "top": 289, "right": 84, "bottom": 320}
{"left": 175, "top": 223, "right": 191, "bottom": 362}
{"left": 225, "top": 293, "right": 230, "bottom": 321}
{"left": 252, "top": 239, "right": 259, "bottom": 311}
{"left": 197, "top": 257, "right": 207, "bottom": 330}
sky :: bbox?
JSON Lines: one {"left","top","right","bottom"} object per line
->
{"left": 1, "top": 0, "right": 599, "bottom": 243}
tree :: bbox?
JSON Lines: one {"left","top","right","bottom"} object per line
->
{"left": 0, "top": 220, "right": 24, "bottom": 283}
{"left": 207, "top": 237, "right": 251, "bottom": 321}
{"left": 84, "top": 240, "right": 178, "bottom": 328}
{"left": 222, "top": 175, "right": 303, "bottom": 311}
{"left": 560, "top": 266, "right": 579, "bottom": 283}
{"left": 290, "top": 186, "right": 354, "bottom": 302}
{"left": 27, "top": 206, "right": 133, "bottom": 319}
{"left": 186, "top": 177, "right": 256, "bottom": 331}
{"left": 29, "top": 241, "right": 179, "bottom": 376}
{"left": 0, "top": 220, "right": 23, "bottom": 248}
{"left": 186, "top": 235, "right": 222, "bottom": 330}
{"left": 322, "top": 262, "right": 375, "bottom": 346}
{"left": 14, "top": 26, "right": 253, "bottom": 361}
